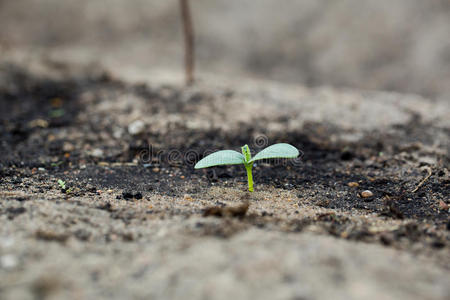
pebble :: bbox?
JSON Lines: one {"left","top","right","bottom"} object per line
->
{"left": 348, "top": 182, "right": 359, "bottom": 187}
{"left": 91, "top": 148, "right": 104, "bottom": 158}
{"left": 361, "top": 190, "right": 374, "bottom": 198}
{"left": 439, "top": 200, "right": 449, "bottom": 211}
{"left": 128, "top": 120, "right": 145, "bottom": 135}
{"left": 0, "top": 254, "right": 18, "bottom": 269}
{"left": 85, "top": 184, "right": 97, "bottom": 193}
{"left": 62, "top": 142, "right": 75, "bottom": 152}
{"left": 28, "top": 119, "right": 48, "bottom": 128}
{"left": 122, "top": 191, "right": 134, "bottom": 200}
{"left": 113, "top": 128, "right": 124, "bottom": 139}
{"left": 122, "top": 191, "right": 143, "bottom": 200}
{"left": 418, "top": 156, "right": 437, "bottom": 165}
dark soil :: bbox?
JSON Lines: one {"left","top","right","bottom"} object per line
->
{"left": 1, "top": 62, "right": 449, "bottom": 262}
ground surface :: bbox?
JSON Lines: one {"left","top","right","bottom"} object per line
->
{"left": 0, "top": 54, "right": 449, "bottom": 300}
{"left": 0, "top": 1, "right": 450, "bottom": 298}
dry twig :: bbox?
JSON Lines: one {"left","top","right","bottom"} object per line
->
{"left": 411, "top": 167, "right": 432, "bottom": 193}
{"left": 180, "top": 0, "right": 195, "bottom": 85}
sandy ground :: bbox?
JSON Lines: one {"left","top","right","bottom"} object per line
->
{"left": 0, "top": 1, "right": 450, "bottom": 299}
{"left": 0, "top": 55, "right": 449, "bottom": 299}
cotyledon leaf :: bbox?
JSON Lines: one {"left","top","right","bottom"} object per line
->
{"left": 194, "top": 150, "right": 245, "bottom": 169}
{"left": 250, "top": 143, "right": 299, "bottom": 163}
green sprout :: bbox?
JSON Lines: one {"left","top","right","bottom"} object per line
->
{"left": 57, "top": 179, "right": 72, "bottom": 194}
{"left": 51, "top": 161, "right": 63, "bottom": 168}
{"left": 57, "top": 179, "right": 66, "bottom": 190}
{"left": 49, "top": 108, "right": 65, "bottom": 118}
{"left": 195, "top": 143, "right": 299, "bottom": 192}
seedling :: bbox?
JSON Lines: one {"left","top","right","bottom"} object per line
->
{"left": 51, "top": 161, "right": 63, "bottom": 168}
{"left": 195, "top": 143, "right": 299, "bottom": 192}
{"left": 57, "top": 179, "right": 66, "bottom": 190}
{"left": 57, "top": 179, "right": 72, "bottom": 194}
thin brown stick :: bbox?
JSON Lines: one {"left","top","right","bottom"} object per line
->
{"left": 411, "top": 167, "right": 432, "bottom": 193}
{"left": 180, "top": 0, "right": 195, "bottom": 85}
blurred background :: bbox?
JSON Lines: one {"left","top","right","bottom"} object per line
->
{"left": 1, "top": 0, "right": 449, "bottom": 99}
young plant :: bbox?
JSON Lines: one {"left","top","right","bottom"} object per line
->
{"left": 57, "top": 179, "right": 66, "bottom": 190}
{"left": 195, "top": 143, "right": 299, "bottom": 192}
{"left": 57, "top": 179, "right": 72, "bottom": 194}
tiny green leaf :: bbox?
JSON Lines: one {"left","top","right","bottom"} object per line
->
{"left": 194, "top": 143, "right": 300, "bottom": 192}
{"left": 250, "top": 143, "right": 299, "bottom": 163}
{"left": 57, "top": 179, "right": 66, "bottom": 189}
{"left": 194, "top": 150, "right": 245, "bottom": 169}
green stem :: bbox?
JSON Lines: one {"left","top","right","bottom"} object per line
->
{"left": 245, "top": 164, "right": 254, "bottom": 192}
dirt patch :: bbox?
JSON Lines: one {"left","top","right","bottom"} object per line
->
{"left": 0, "top": 60, "right": 449, "bottom": 299}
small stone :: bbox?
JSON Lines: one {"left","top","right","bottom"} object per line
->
{"left": 380, "top": 233, "right": 394, "bottom": 245}
{"left": 91, "top": 148, "right": 104, "bottom": 158}
{"left": 348, "top": 182, "right": 359, "bottom": 187}
{"left": 184, "top": 194, "right": 193, "bottom": 201}
{"left": 316, "top": 199, "right": 330, "bottom": 207}
{"left": 340, "top": 151, "right": 354, "bottom": 161}
{"left": 113, "top": 128, "right": 124, "bottom": 139}
{"left": 107, "top": 234, "right": 118, "bottom": 242}
{"left": 38, "top": 167, "right": 46, "bottom": 172}
{"left": 418, "top": 156, "right": 437, "bottom": 165}
{"left": 62, "top": 142, "right": 75, "bottom": 152}
{"left": 0, "top": 254, "right": 18, "bottom": 269}
{"left": 360, "top": 190, "right": 374, "bottom": 198}
{"left": 74, "top": 229, "right": 91, "bottom": 241}
{"left": 128, "top": 120, "right": 145, "bottom": 135}
{"left": 152, "top": 167, "right": 160, "bottom": 172}
{"left": 28, "top": 119, "right": 49, "bottom": 128}
{"left": 122, "top": 191, "right": 134, "bottom": 200}
{"left": 438, "top": 200, "right": 449, "bottom": 211}
{"left": 121, "top": 191, "right": 142, "bottom": 200}
{"left": 85, "top": 184, "right": 97, "bottom": 193}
